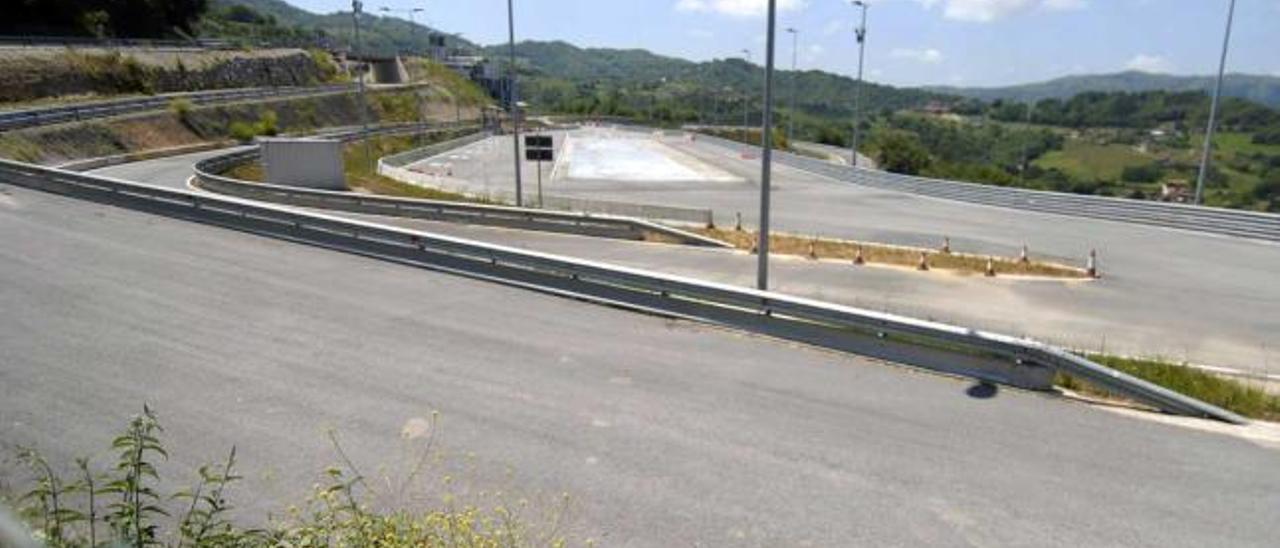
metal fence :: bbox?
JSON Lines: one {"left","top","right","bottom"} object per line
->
{"left": 0, "top": 156, "right": 1246, "bottom": 424}
{"left": 0, "top": 84, "right": 356, "bottom": 132}
{"left": 692, "top": 132, "right": 1280, "bottom": 243}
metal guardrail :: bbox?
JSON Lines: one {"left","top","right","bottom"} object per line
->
{"left": 0, "top": 157, "right": 1247, "bottom": 424}
{"left": 0, "top": 84, "right": 357, "bottom": 132}
{"left": 191, "top": 130, "right": 727, "bottom": 247}
{"left": 692, "top": 132, "right": 1280, "bottom": 243}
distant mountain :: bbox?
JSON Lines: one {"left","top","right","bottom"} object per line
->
{"left": 483, "top": 40, "right": 952, "bottom": 118}
{"left": 928, "top": 71, "right": 1280, "bottom": 109}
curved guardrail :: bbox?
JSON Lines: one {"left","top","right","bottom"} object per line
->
{"left": 0, "top": 84, "right": 358, "bottom": 132}
{"left": 191, "top": 129, "right": 727, "bottom": 247}
{"left": 689, "top": 131, "right": 1280, "bottom": 243}
{"left": 0, "top": 156, "right": 1247, "bottom": 424}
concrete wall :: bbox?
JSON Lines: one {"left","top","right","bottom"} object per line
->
{"left": 371, "top": 57, "right": 409, "bottom": 84}
{"left": 261, "top": 138, "right": 345, "bottom": 190}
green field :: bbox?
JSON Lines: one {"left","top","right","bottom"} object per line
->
{"left": 1034, "top": 140, "right": 1153, "bottom": 181}
{"left": 1190, "top": 131, "right": 1280, "bottom": 159}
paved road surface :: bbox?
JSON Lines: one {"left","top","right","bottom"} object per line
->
{"left": 92, "top": 147, "right": 1280, "bottom": 376}
{"left": 3, "top": 180, "right": 1280, "bottom": 546}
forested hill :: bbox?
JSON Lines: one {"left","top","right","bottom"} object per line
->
{"left": 929, "top": 71, "right": 1280, "bottom": 110}
{"left": 202, "top": 0, "right": 479, "bottom": 54}
{"left": 483, "top": 40, "right": 953, "bottom": 120}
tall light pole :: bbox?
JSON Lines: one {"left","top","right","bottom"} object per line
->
{"left": 741, "top": 48, "right": 752, "bottom": 136}
{"left": 742, "top": 48, "right": 747, "bottom": 153}
{"left": 351, "top": 0, "right": 373, "bottom": 169}
{"left": 849, "top": 0, "right": 868, "bottom": 167}
{"left": 507, "top": 0, "right": 523, "bottom": 206}
{"left": 1194, "top": 0, "right": 1237, "bottom": 206}
{"left": 379, "top": 6, "right": 423, "bottom": 54}
{"left": 757, "top": 0, "right": 779, "bottom": 291}
{"left": 785, "top": 27, "right": 799, "bottom": 147}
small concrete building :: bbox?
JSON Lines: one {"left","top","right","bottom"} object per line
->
{"left": 260, "top": 138, "right": 345, "bottom": 190}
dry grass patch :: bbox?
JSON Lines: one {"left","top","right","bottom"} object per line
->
{"left": 695, "top": 227, "right": 1091, "bottom": 279}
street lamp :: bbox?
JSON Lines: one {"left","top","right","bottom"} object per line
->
{"left": 849, "top": 0, "right": 868, "bottom": 167}
{"left": 507, "top": 0, "right": 523, "bottom": 206}
{"left": 379, "top": 6, "right": 424, "bottom": 54}
{"left": 741, "top": 48, "right": 752, "bottom": 139}
{"left": 757, "top": 0, "right": 779, "bottom": 291}
{"left": 351, "top": 1, "right": 373, "bottom": 168}
{"left": 1194, "top": 0, "right": 1237, "bottom": 205}
{"left": 785, "top": 27, "right": 799, "bottom": 146}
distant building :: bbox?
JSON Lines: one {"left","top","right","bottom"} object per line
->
{"left": 918, "top": 101, "right": 952, "bottom": 115}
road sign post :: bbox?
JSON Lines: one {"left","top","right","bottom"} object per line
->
{"left": 524, "top": 135, "right": 554, "bottom": 207}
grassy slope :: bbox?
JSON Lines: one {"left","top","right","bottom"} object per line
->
{"left": 1035, "top": 140, "right": 1153, "bottom": 181}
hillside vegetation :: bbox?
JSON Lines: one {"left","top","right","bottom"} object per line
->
{"left": 930, "top": 71, "right": 1280, "bottom": 109}
{"left": 0, "top": 47, "right": 343, "bottom": 105}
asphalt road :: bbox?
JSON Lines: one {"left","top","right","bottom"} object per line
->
{"left": 390, "top": 128, "right": 1280, "bottom": 376}
{"left": 3, "top": 179, "right": 1280, "bottom": 546}
{"left": 92, "top": 145, "right": 1280, "bottom": 377}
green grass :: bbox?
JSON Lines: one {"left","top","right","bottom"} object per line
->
{"left": 1035, "top": 140, "right": 1153, "bottom": 181}
{"left": 344, "top": 133, "right": 492, "bottom": 204}
{"left": 1191, "top": 131, "right": 1280, "bottom": 159}
{"left": 1058, "top": 354, "right": 1280, "bottom": 421}
{"left": 3, "top": 406, "right": 570, "bottom": 547}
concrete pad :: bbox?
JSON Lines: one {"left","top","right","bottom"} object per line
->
{"left": 559, "top": 131, "right": 741, "bottom": 183}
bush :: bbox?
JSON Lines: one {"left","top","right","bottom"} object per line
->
{"left": 5, "top": 406, "right": 568, "bottom": 547}
{"left": 1121, "top": 163, "right": 1164, "bottom": 183}
{"left": 1251, "top": 130, "right": 1280, "bottom": 145}
{"left": 229, "top": 121, "right": 258, "bottom": 142}
{"left": 872, "top": 129, "right": 931, "bottom": 175}
{"left": 169, "top": 98, "right": 194, "bottom": 124}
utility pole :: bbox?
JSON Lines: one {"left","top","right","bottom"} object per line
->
{"left": 1019, "top": 101, "right": 1033, "bottom": 185}
{"left": 785, "top": 27, "right": 799, "bottom": 147}
{"left": 507, "top": 0, "right": 523, "bottom": 206}
{"left": 757, "top": 0, "right": 778, "bottom": 291}
{"left": 351, "top": 1, "right": 373, "bottom": 169}
{"left": 741, "top": 48, "right": 752, "bottom": 142}
{"left": 1194, "top": 0, "right": 1236, "bottom": 205}
{"left": 849, "top": 0, "right": 868, "bottom": 167}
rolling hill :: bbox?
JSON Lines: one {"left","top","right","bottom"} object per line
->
{"left": 929, "top": 71, "right": 1280, "bottom": 109}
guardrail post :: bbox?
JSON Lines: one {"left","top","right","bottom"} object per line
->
{"left": 985, "top": 257, "right": 996, "bottom": 277}
{"left": 1087, "top": 249, "right": 1099, "bottom": 278}
{"left": 735, "top": 211, "right": 743, "bottom": 231}
{"left": 940, "top": 236, "right": 951, "bottom": 254}
{"left": 853, "top": 245, "right": 865, "bottom": 265}
{"left": 917, "top": 251, "right": 930, "bottom": 271}
{"left": 807, "top": 237, "right": 818, "bottom": 260}
{"left": 1019, "top": 244, "right": 1030, "bottom": 264}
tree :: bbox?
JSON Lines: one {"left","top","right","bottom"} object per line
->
{"left": 874, "top": 130, "right": 931, "bottom": 175}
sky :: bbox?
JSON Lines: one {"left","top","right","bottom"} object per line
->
{"left": 286, "top": 0, "right": 1279, "bottom": 88}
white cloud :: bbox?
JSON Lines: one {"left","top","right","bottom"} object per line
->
{"left": 890, "top": 47, "right": 944, "bottom": 63}
{"left": 1126, "top": 53, "right": 1173, "bottom": 73}
{"left": 675, "top": 0, "right": 807, "bottom": 18}
{"left": 687, "top": 28, "right": 715, "bottom": 39}
{"left": 916, "top": 0, "right": 1085, "bottom": 23}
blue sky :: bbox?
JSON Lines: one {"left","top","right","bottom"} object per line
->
{"left": 287, "top": 0, "right": 1279, "bottom": 87}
